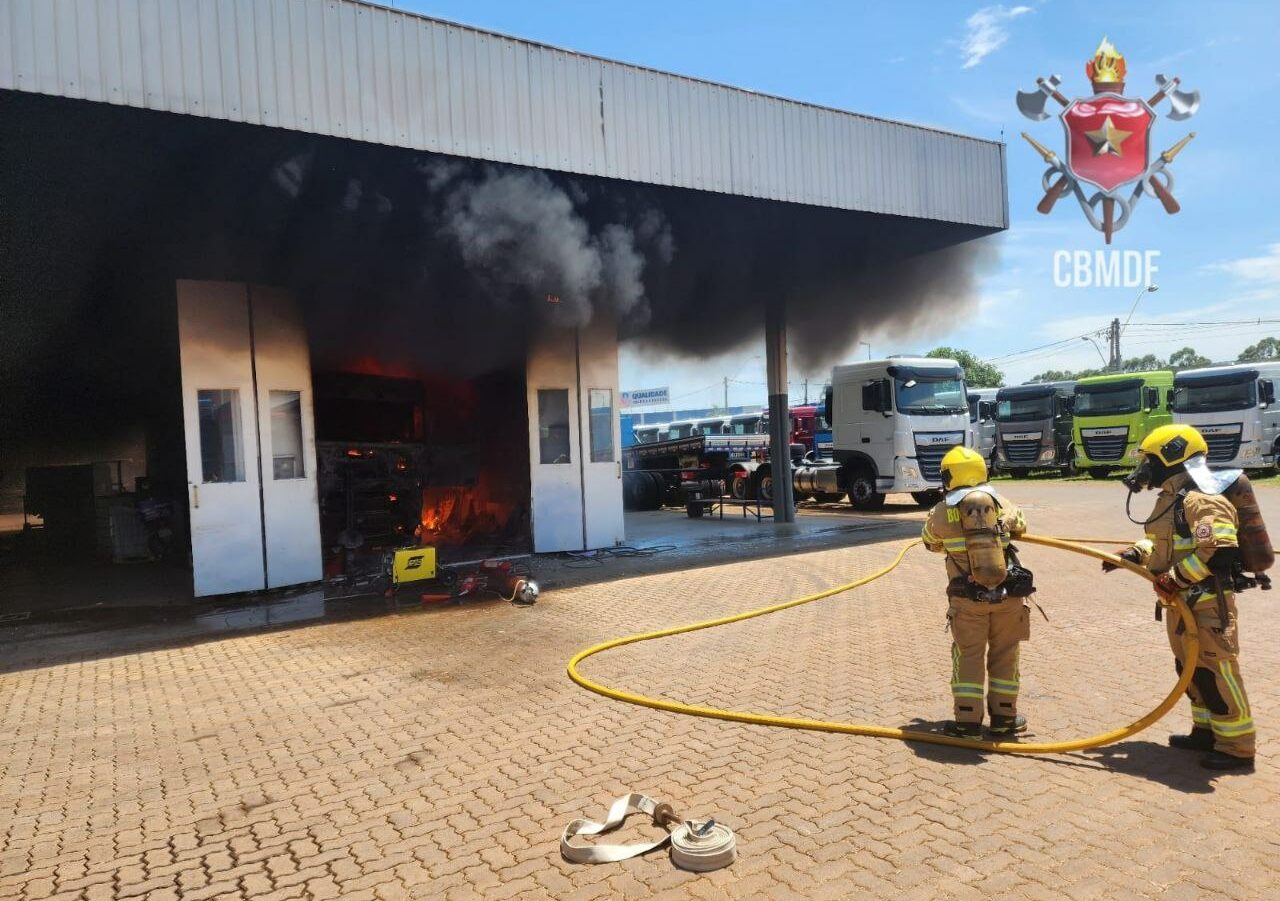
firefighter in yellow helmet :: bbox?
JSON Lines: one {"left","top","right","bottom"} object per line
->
{"left": 921, "top": 446, "right": 1032, "bottom": 738}
{"left": 1104, "top": 424, "right": 1255, "bottom": 771}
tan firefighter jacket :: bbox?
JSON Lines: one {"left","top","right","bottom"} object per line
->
{"left": 1130, "top": 471, "right": 1239, "bottom": 587}
{"left": 921, "top": 487, "right": 1027, "bottom": 582}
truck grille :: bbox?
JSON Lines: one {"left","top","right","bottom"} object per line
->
{"left": 1082, "top": 431, "right": 1128, "bottom": 461}
{"left": 1003, "top": 440, "right": 1040, "bottom": 465}
{"left": 1204, "top": 434, "right": 1242, "bottom": 463}
{"left": 914, "top": 446, "right": 950, "bottom": 481}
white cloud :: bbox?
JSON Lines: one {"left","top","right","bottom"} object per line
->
{"left": 951, "top": 95, "right": 1005, "bottom": 124}
{"left": 959, "top": 5, "right": 1032, "bottom": 70}
{"left": 1204, "top": 243, "right": 1280, "bottom": 284}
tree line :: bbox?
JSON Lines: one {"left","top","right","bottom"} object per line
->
{"left": 920, "top": 337, "right": 1280, "bottom": 388}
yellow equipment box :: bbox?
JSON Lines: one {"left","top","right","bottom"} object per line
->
{"left": 392, "top": 546, "right": 437, "bottom": 585}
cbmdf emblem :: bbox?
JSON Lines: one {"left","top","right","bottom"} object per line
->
{"left": 1015, "top": 38, "right": 1200, "bottom": 243}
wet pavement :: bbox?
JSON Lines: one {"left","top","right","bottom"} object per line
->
{"left": 0, "top": 501, "right": 921, "bottom": 670}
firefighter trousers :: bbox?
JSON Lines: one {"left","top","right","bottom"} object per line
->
{"left": 1167, "top": 587, "right": 1255, "bottom": 758}
{"left": 947, "top": 596, "right": 1031, "bottom": 724}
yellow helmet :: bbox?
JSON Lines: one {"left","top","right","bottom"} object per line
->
{"left": 940, "top": 445, "right": 987, "bottom": 490}
{"left": 1138, "top": 424, "right": 1208, "bottom": 467}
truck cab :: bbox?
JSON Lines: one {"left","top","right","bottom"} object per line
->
{"left": 632, "top": 424, "right": 662, "bottom": 445}
{"left": 725, "top": 412, "right": 764, "bottom": 435}
{"left": 1072, "top": 369, "right": 1174, "bottom": 478}
{"left": 967, "top": 388, "right": 998, "bottom": 467}
{"left": 762, "top": 404, "right": 827, "bottom": 454}
{"left": 665, "top": 419, "right": 697, "bottom": 440}
{"left": 693, "top": 416, "right": 730, "bottom": 436}
{"left": 994, "top": 380, "right": 1076, "bottom": 476}
{"left": 1172, "top": 363, "right": 1280, "bottom": 470}
{"left": 826, "top": 357, "right": 968, "bottom": 509}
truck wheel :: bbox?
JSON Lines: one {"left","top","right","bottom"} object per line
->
{"left": 910, "top": 490, "right": 943, "bottom": 508}
{"left": 644, "top": 471, "right": 666, "bottom": 508}
{"left": 730, "top": 471, "right": 751, "bottom": 500}
{"left": 1087, "top": 467, "right": 1114, "bottom": 480}
{"left": 758, "top": 475, "right": 774, "bottom": 504}
{"left": 846, "top": 473, "right": 885, "bottom": 511}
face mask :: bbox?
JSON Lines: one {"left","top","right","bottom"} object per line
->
{"left": 1122, "top": 455, "right": 1177, "bottom": 493}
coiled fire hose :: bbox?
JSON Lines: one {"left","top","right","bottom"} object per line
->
{"left": 560, "top": 536, "right": 1197, "bottom": 870}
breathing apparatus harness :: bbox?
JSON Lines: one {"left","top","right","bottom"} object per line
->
{"left": 1121, "top": 454, "right": 1271, "bottom": 626}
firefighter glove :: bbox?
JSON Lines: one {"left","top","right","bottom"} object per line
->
{"left": 1101, "top": 547, "right": 1142, "bottom": 573}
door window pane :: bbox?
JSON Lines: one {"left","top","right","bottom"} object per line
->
{"left": 269, "top": 390, "right": 306, "bottom": 479}
{"left": 198, "top": 389, "right": 245, "bottom": 483}
{"left": 537, "top": 389, "right": 572, "bottom": 464}
{"left": 588, "top": 389, "right": 614, "bottom": 463}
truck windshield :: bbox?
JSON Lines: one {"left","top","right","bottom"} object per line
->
{"left": 896, "top": 378, "right": 967, "bottom": 415}
{"left": 729, "top": 417, "right": 761, "bottom": 434}
{"left": 997, "top": 396, "right": 1052, "bottom": 421}
{"left": 1075, "top": 385, "right": 1140, "bottom": 415}
{"left": 668, "top": 423, "right": 693, "bottom": 439}
{"left": 1173, "top": 380, "right": 1256, "bottom": 413}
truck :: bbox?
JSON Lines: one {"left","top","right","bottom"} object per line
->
{"left": 993, "top": 380, "right": 1076, "bottom": 477}
{"left": 631, "top": 423, "right": 663, "bottom": 445}
{"left": 967, "top": 388, "right": 998, "bottom": 467}
{"left": 1171, "top": 362, "right": 1280, "bottom": 471}
{"left": 796, "top": 357, "right": 969, "bottom": 510}
{"left": 1072, "top": 369, "right": 1174, "bottom": 478}
{"left": 761, "top": 404, "right": 828, "bottom": 455}
{"left": 621, "top": 431, "right": 804, "bottom": 514}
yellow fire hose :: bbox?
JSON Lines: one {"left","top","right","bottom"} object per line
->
{"left": 567, "top": 534, "right": 1197, "bottom": 755}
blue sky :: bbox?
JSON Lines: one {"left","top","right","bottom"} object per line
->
{"left": 400, "top": 0, "right": 1280, "bottom": 404}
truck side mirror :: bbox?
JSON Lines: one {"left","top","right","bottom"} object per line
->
{"left": 1165, "top": 388, "right": 1175, "bottom": 411}
{"left": 824, "top": 386, "right": 834, "bottom": 421}
{"left": 878, "top": 379, "right": 893, "bottom": 415}
{"left": 1143, "top": 386, "right": 1158, "bottom": 410}
{"left": 1262, "top": 380, "right": 1276, "bottom": 406}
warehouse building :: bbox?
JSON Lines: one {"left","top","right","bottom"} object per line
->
{"left": 0, "top": 0, "right": 1007, "bottom": 604}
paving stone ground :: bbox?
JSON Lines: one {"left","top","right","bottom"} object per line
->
{"left": 3, "top": 482, "right": 1279, "bottom": 900}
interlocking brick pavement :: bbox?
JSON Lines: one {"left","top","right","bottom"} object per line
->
{"left": 2, "top": 483, "right": 1278, "bottom": 899}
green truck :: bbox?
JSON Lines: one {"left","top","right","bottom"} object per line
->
{"left": 1073, "top": 369, "right": 1175, "bottom": 478}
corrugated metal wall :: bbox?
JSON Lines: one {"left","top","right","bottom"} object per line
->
{"left": 0, "top": 0, "right": 1007, "bottom": 228}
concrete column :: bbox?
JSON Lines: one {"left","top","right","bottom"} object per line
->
{"left": 765, "top": 300, "right": 795, "bottom": 524}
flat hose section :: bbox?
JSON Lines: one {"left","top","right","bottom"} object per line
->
{"left": 567, "top": 535, "right": 1197, "bottom": 755}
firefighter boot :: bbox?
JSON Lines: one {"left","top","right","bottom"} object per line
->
{"left": 943, "top": 721, "right": 983, "bottom": 738}
{"left": 988, "top": 714, "right": 1028, "bottom": 736}
{"left": 1168, "top": 727, "right": 1215, "bottom": 751}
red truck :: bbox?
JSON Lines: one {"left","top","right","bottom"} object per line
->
{"left": 761, "top": 404, "right": 827, "bottom": 455}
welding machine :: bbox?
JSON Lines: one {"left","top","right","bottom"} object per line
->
{"left": 391, "top": 546, "right": 437, "bottom": 586}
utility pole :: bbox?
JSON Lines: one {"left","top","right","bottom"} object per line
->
{"left": 803, "top": 378, "right": 809, "bottom": 404}
{"left": 1108, "top": 317, "right": 1121, "bottom": 371}
{"left": 723, "top": 376, "right": 729, "bottom": 411}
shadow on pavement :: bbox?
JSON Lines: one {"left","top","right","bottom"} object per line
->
{"left": 899, "top": 719, "right": 989, "bottom": 765}
{"left": 1071, "top": 740, "right": 1217, "bottom": 794}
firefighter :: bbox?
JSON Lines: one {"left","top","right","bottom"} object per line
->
{"left": 922, "top": 446, "right": 1032, "bottom": 738}
{"left": 1103, "top": 424, "right": 1255, "bottom": 771}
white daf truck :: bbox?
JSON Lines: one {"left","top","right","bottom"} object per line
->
{"left": 1171, "top": 362, "right": 1280, "bottom": 471}
{"left": 804, "top": 357, "right": 969, "bottom": 510}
